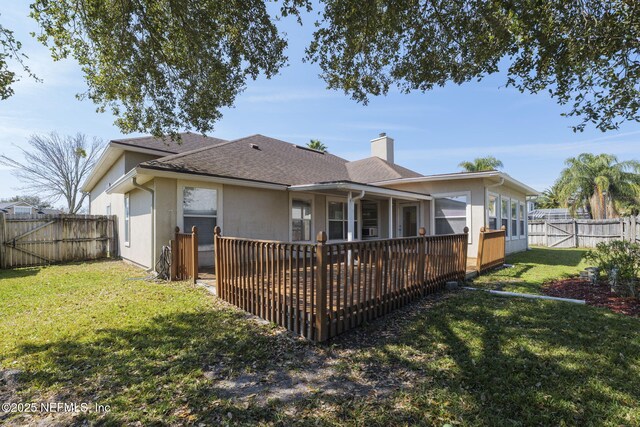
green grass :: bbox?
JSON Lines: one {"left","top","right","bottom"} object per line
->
{"left": 1, "top": 260, "right": 639, "bottom": 425}
{"left": 473, "top": 246, "right": 590, "bottom": 294}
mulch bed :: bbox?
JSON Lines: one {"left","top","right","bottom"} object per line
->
{"left": 543, "top": 278, "right": 640, "bottom": 317}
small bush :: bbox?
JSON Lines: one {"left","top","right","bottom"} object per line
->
{"left": 585, "top": 241, "right": 640, "bottom": 297}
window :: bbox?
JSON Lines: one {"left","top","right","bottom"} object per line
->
{"left": 361, "top": 201, "right": 379, "bottom": 239}
{"left": 519, "top": 202, "right": 526, "bottom": 238}
{"left": 183, "top": 187, "right": 217, "bottom": 249}
{"left": 434, "top": 194, "right": 468, "bottom": 235}
{"left": 511, "top": 200, "right": 518, "bottom": 238}
{"left": 106, "top": 204, "right": 111, "bottom": 216}
{"left": 13, "top": 206, "right": 31, "bottom": 215}
{"left": 291, "top": 199, "right": 312, "bottom": 241}
{"left": 328, "top": 201, "right": 358, "bottom": 240}
{"left": 488, "top": 194, "right": 498, "bottom": 230}
{"left": 124, "top": 194, "right": 130, "bottom": 245}
{"left": 501, "top": 197, "right": 510, "bottom": 237}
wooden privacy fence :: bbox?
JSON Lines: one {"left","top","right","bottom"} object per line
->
{"left": 528, "top": 216, "right": 639, "bottom": 248}
{"left": 214, "top": 226, "right": 468, "bottom": 342}
{"left": 0, "top": 213, "right": 117, "bottom": 268}
{"left": 170, "top": 226, "right": 198, "bottom": 283}
{"left": 476, "top": 226, "right": 506, "bottom": 273}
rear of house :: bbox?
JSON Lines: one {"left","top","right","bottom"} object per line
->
{"left": 83, "top": 132, "right": 537, "bottom": 271}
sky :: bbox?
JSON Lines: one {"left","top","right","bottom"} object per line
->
{"left": 1, "top": 3, "right": 639, "bottom": 207}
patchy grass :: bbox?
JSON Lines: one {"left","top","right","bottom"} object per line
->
{"left": 2, "top": 260, "right": 639, "bottom": 426}
{"left": 473, "top": 246, "right": 589, "bottom": 294}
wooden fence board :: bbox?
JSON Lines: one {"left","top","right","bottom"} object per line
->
{"left": 528, "top": 217, "right": 639, "bottom": 248}
{"left": 0, "top": 213, "right": 117, "bottom": 268}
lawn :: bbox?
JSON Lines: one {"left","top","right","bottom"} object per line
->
{"left": 1, "top": 259, "right": 639, "bottom": 425}
{"left": 472, "top": 246, "right": 589, "bottom": 294}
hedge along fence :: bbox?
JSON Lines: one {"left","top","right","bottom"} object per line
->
{"left": 214, "top": 226, "right": 469, "bottom": 342}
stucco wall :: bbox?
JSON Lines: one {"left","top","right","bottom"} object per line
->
{"left": 119, "top": 188, "right": 152, "bottom": 268}
{"left": 153, "top": 177, "right": 178, "bottom": 267}
{"left": 222, "top": 185, "right": 289, "bottom": 240}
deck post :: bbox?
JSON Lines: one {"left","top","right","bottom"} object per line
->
{"left": 418, "top": 227, "right": 426, "bottom": 289}
{"left": 191, "top": 226, "right": 198, "bottom": 284}
{"left": 462, "top": 227, "right": 470, "bottom": 281}
{"left": 477, "top": 226, "right": 486, "bottom": 273}
{"left": 171, "top": 226, "right": 180, "bottom": 280}
{"left": 315, "top": 231, "right": 328, "bottom": 342}
{"left": 388, "top": 197, "right": 393, "bottom": 238}
{"left": 214, "top": 226, "right": 222, "bottom": 297}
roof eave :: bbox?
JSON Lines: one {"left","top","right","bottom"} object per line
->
{"left": 289, "top": 181, "right": 432, "bottom": 201}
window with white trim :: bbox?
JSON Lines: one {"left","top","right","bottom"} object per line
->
{"left": 183, "top": 187, "right": 217, "bottom": 248}
{"left": 13, "top": 206, "right": 31, "bottom": 215}
{"left": 124, "top": 194, "right": 130, "bottom": 245}
{"left": 501, "top": 197, "right": 510, "bottom": 237}
{"left": 291, "top": 199, "right": 312, "bottom": 241}
{"left": 519, "top": 201, "right": 526, "bottom": 238}
{"left": 511, "top": 199, "right": 518, "bottom": 239}
{"left": 328, "top": 201, "right": 358, "bottom": 240}
{"left": 106, "top": 203, "right": 111, "bottom": 216}
{"left": 488, "top": 194, "right": 498, "bottom": 230}
{"left": 434, "top": 194, "right": 468, "bottom": 235}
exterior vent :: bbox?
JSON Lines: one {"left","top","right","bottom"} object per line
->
{"left": 250, "top": 143, "right": 260, "bottom": 150}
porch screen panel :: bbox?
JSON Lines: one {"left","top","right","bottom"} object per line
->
{"left": 501, "top": 198, "right": 510, "bottom": 236}
{"left": 434, "top": 195, "right": 467, "bottom": 234}
{"left": 511, "top": 200, "right": 518, "bottom": 238}
{"left": 183, "top": 187, "right": 217, "bottom": 246}
{"left": 328, "top": 201, "right": 358, "bottom": 240}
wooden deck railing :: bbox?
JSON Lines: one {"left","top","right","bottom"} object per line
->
{"left": 171, "top": 226, "right": 198, "bottom": 283}
{"left": 476, "top": 226, "right": 506, "bottom": 274}
{"left": 214, "top": 226, "right": 468, "bottom": 342}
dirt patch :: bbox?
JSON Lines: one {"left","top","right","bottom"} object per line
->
{"left": 543, "top": 278, "right": 640, "bottom": 317}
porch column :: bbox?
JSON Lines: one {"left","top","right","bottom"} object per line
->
{"left": 347, "top": 192, "right": 355, "bottom": 241}
{"left": 388, "top": 197, "right": 393, "bottom": 238}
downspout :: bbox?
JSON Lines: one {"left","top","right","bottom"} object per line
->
{"left": 132, "top": 177, "right": 155, "bottom": 272}
{"left": 347, "top": 190, "right": 366, "bottom": 241}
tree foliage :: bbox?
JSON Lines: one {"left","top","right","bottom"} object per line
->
{"left": 0, "top": 133, "right": 104, "bottom": 213}
{"left": 0, "top": 15, "right": 38, "bottom": 100}
{"left": 307, "top": 139, "right": 327, "bottom": 152}
{"left": 458, "top": 156, "right": 503, "bottom": 172}
{"left": 557, "top": 153, "right": 640, "bottom": 219}
{"left": 535, "top": 183, "right": 563, "bottom": 209}
{"left": 1, "top": 1, "right": 639, "bottom": 135}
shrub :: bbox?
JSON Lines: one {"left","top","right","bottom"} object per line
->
{"left": 585, "top": 241, "right": 640, "bottom": 297}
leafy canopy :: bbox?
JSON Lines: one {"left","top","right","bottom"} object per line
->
{"left": 459, "top": 156, "right": 504, "bottom": 172}
{"left": 557, "top": 153, "right": 640, "bottom": 219}
{"left": 0, "top": 1, "right": 638, "bottom": 135}
{"left": 307, "top": 139, "right": 327, "bottom": 152}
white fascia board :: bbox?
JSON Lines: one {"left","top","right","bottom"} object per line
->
{"left": 289, "top": 182, "right": 432, "bottom": 200}
{"left": 136, "top": 166, "right": 289, "bottom": 191}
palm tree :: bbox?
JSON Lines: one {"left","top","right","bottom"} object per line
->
{"left": 307, "top": 139, "right": 327, "bottom": 152}
{"left": 458, "top": 156, "right": 504, "bottom": 172}
{"left": 536, "top": 182, "right": 563, "bottom": 209}
{"left": 557, "top": 153, "right": 640, "bottom": 219}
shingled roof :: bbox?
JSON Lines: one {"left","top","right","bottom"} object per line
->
{"left": 139, "top": 134, "right": 422, "bottom": 186}
{"left": 112, "top": 132, "right": 227, "bottom": 154}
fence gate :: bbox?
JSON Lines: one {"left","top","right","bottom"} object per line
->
{"left": 528, "top": 217, "right": 636, "bottom": 248}
{"left": 0, "top": 214, "right": 117, "bottom": 268}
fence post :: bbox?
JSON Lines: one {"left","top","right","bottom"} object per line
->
{"left": 0, "top": 212, "right": 5, "bottom": 269}
{"left": 476, "top": 226, "right": 486, "bottom": 273}
{"left": 191, "top": 226, "right": 198, "bottom": 284}
{"left": 418, "top": 227, "right": 426, "bottom": 289}
{"left": 544, "top": 221, "right": 549, "bottom": 246}
{"left": 214, "top": 226, "right": 222, "bottom": 297}
{"left": 573, "top": 219, "right": 579, "bottom": 248}
{"left": 315, "top": 231, "right": 328, "bottom": 342}
{"left": 172, "top": 226, "right": 180, "bottom": 280}
{"left": 462, "top": 227, "right": 469, "bottom": 280}
{"left": 501, "top": 225, "right": 507, "bottom": 260}
{"left": 632, "top": 216, "right": 637, "bottom": 243}
{"left": 169, "top": 239, "right": 177, "bottom": 281}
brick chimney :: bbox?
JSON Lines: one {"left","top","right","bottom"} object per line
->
{"left": 370, "top": 133, "right": 394, "bottom": 164}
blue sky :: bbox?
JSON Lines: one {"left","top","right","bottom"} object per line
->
{"left": 1, "top": 3, "right": 639, "bottom": 206}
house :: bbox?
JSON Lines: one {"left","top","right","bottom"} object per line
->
{"left": 0, "top": 201, "right": 62, "bottom": 215}
{"left": 82, "top": 132, "right": 538, "bottom": 271}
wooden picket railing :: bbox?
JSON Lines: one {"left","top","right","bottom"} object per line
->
{"left": 171, "top": 226, "right": 198, "bottom": 283}
{"left": 214, "top": 226, "right": 468, "bottom": 342}
{"left": 476, "top": 226, "right": 506, "bottom": 274}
